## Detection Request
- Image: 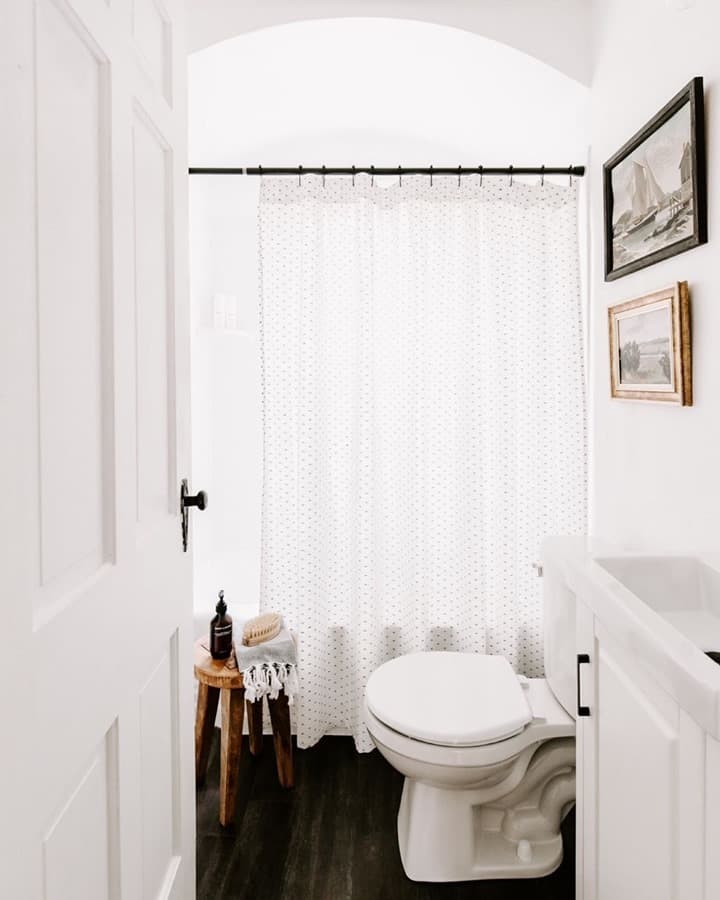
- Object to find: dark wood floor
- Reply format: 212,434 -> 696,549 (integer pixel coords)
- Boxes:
197,732 -> 575,900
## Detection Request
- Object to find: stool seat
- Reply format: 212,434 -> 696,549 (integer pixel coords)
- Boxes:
194,640 -> 244,689
194,637 -> 294,826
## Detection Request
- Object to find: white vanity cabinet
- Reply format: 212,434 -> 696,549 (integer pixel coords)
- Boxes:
575,598 -> 720,900
542,539 -> 720,900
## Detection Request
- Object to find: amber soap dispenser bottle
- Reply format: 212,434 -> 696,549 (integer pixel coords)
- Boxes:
210,590 -> 233,660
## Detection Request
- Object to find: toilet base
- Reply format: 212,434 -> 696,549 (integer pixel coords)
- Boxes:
396,739 -> 575,882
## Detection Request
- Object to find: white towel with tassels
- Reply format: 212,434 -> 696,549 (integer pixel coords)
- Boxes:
235,626 -> 299,705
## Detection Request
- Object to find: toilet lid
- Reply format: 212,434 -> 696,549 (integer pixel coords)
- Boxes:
365,652 -> 533,747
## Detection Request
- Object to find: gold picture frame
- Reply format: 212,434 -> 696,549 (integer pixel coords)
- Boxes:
608,282 -> 692,405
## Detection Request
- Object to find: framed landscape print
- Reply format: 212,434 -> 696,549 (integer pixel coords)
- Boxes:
608,282 -> 691,405
603,78 -> 706,281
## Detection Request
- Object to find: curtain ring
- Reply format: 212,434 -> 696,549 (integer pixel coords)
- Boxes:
371,165 -> 375,187
509,165 -> 514,187
540,165 -> 545,187
258,164 -> 263,180
458,165 -> 462,188
398,165 -> 403,187
429,165 -> 433,187
352,165 -> 356,187
298,165 -> 302,187
569,165 -> 573,186
479,165 -> 483,187
322,164 -> 326,188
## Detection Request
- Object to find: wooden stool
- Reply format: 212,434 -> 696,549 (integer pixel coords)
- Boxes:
194,638 -> 294,826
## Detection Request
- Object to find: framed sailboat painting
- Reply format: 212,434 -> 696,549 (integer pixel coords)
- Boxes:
603,77 -> 707,281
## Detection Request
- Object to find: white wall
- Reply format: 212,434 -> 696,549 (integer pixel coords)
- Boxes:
590,0 -> 720,550
187,0 -> 592,86
189,179 -> 262,623
189,18 -> 590,620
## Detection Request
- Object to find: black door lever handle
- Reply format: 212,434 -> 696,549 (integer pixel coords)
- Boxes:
183,489 -> 208,510
180,479 -> 208,552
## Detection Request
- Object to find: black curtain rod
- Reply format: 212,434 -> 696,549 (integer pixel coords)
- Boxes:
188,165 -> 586,177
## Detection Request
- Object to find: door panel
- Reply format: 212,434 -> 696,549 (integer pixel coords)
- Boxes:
35,0 -> 113,614
595,635 -> 678,900
42,728 -> 119,900
706,736 -> 720,895
575,597 -> 596,900
2,0 -> 193,897
132,0 -> 172,104
139,637 -> 181,900
133,106 -> 174,529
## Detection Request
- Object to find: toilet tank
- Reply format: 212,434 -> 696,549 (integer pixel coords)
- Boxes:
541,538 -> 579,719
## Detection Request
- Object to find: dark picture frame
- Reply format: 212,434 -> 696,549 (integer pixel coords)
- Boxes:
603,77 -> 706,282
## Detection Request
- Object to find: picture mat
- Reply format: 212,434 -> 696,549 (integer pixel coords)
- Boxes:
614,299 -> 675,392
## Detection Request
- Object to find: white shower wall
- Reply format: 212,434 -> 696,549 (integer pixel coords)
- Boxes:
188,18 -> 591,624
190,177 -> 262,625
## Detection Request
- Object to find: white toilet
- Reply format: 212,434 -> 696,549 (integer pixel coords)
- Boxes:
363,563 -> 577,882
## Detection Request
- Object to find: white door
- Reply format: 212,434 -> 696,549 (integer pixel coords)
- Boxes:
1,1 -> 195,898
576,603 -> 705,900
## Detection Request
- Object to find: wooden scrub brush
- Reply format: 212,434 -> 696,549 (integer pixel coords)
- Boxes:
242,612 -> 283,647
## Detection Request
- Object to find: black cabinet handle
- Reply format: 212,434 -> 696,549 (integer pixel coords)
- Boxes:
577,653 -> 590,717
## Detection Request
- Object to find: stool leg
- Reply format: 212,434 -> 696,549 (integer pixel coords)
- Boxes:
219,687 -> 245,826
195,683 -> 220,786
267,692 -> 294,788
247,698 -> 264,756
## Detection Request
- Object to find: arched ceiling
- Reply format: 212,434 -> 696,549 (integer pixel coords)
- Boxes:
188,19 -> 589,168
186,0 -> 592,86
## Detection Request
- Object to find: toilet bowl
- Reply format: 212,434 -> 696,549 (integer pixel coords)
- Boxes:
363,651 -> 575,882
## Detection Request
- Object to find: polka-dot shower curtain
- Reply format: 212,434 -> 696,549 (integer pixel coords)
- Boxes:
258,174 -> 587,751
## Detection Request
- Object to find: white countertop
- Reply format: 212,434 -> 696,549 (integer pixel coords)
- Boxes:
543,536 -> 720,740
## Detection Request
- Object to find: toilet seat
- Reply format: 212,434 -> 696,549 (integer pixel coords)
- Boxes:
365,652 -> 533,747
365,678 -> 574,769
